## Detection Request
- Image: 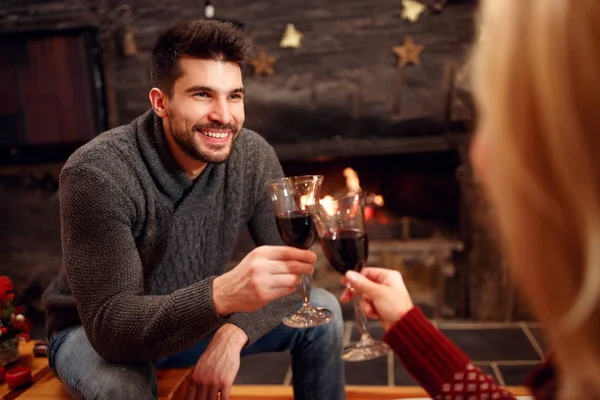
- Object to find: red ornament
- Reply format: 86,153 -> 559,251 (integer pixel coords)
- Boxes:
5,366 -> 31,388
1,327 -> 7,335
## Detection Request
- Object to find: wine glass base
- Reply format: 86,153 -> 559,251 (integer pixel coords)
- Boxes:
282,306 -> 334,329
342,337 -> 391,362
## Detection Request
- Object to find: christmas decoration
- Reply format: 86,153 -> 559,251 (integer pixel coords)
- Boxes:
393,36 -> 424,68
5,365 -> 31,388
204,0 -> 215,18
119,5 -> 138,56
391,37 -> 424,117
251,47 -> 276,76
280,23 -> 303,49
401,0 -> 426,23
0,276 -> 31,367
432,0 -> 450,13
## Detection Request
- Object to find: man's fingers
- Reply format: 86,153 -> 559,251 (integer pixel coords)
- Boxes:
269,286 -> 298,300
186,384 -> 197,400
220,386 -> 231,400
269,273 -> 302,289
269,260 -> 314,275
207,387 -> 219,400
261,246 -> 317,263
198,386 -> 208,400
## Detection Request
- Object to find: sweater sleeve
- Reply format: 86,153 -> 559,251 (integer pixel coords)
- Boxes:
59,165 -> 228,363
383,307 -> 515,400
228,139 -> 301,345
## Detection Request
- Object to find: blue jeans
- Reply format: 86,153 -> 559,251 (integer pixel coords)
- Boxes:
48,288 -> 345,400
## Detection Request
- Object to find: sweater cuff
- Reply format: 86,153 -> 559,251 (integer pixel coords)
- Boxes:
229,292 -> 300,346
171,276 -> 230,338
383,307 -> 471,397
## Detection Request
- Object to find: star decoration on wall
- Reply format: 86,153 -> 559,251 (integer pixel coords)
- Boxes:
401,0 -> 426,23
280,23 -> 303,49
251,47 -> 276,76
393,36 -> 424,68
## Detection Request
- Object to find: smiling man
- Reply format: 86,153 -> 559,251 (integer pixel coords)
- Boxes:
42,20 -> 344,400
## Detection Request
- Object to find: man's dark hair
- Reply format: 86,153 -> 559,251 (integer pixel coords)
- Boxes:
150,19 -> 253,97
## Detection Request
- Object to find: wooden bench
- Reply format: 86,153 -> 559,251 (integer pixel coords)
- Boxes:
2,341 -> 532,399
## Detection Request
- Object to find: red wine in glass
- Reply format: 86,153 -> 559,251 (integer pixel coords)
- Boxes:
265,175 -> 333,329
275,210 -> 316,249
320,229 -> 368,274
312,192 -> 391,361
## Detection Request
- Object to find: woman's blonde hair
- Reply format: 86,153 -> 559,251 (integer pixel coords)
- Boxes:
472,0 -> 600,396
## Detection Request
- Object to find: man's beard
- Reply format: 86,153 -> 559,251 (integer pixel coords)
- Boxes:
169,119 -> 240,164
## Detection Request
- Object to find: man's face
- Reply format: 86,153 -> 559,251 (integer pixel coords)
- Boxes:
165,57 -> 245,164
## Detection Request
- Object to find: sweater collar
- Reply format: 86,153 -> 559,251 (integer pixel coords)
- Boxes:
135,109 -> 196,203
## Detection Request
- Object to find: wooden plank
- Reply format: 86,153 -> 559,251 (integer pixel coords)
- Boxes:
157,368 -> 193,400
17,367 -> 192,400
228,385 -> 533,399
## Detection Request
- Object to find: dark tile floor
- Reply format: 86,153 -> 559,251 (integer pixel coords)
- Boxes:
233,318 -> 545,387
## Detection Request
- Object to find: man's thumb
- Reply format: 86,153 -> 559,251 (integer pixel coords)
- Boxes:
345,270 -> 377,295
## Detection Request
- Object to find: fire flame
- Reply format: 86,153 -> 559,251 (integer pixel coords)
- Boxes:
301,168 -> 385,220
343,167 -> 362,194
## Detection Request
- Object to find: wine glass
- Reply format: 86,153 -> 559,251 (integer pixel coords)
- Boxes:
310,192 -> 391,361
265,175 -> 334,328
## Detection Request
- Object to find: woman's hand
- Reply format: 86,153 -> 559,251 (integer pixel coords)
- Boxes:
341,268 -> 414,331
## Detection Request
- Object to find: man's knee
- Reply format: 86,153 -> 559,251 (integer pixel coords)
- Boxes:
311,288 -> 343,319
50,327 -> 158,400
82,370 -> 158,400
309,289 -> 344,343
62,363 -> 158,400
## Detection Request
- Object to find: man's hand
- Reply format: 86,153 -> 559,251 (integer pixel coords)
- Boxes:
212,245 -> 315,316
187,324 -> 248,400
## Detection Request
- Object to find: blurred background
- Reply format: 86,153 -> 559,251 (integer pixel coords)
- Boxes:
0,0 -> 529,337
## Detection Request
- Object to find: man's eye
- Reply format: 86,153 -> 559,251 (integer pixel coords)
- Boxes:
194,92 -> 209,98
230,94 -> 242,100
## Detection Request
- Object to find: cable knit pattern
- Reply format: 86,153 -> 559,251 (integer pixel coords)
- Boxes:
42,109 -> 299,363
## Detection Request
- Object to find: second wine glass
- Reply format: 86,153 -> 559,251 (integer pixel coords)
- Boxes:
265,175 -> 334,328
311,192 -> 391,361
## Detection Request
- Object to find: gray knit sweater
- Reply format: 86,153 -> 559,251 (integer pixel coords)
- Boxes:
41,109 -> 299,363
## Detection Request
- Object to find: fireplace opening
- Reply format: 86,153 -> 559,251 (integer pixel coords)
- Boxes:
281,150 -> 461,238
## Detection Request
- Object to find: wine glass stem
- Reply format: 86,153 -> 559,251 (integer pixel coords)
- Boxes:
301,273 -> 311,305
351,288 -> 370,336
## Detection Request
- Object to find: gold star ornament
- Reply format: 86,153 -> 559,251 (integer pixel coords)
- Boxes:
393,36 -> 424,68
251,47 -> 276,76
280,23 -> 303,49
401,0 -> 426,23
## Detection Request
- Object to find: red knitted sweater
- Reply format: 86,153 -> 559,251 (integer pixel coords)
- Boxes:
383,307 -> 555,399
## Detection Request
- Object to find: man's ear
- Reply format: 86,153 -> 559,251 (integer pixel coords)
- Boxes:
149,88 -> 168,118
